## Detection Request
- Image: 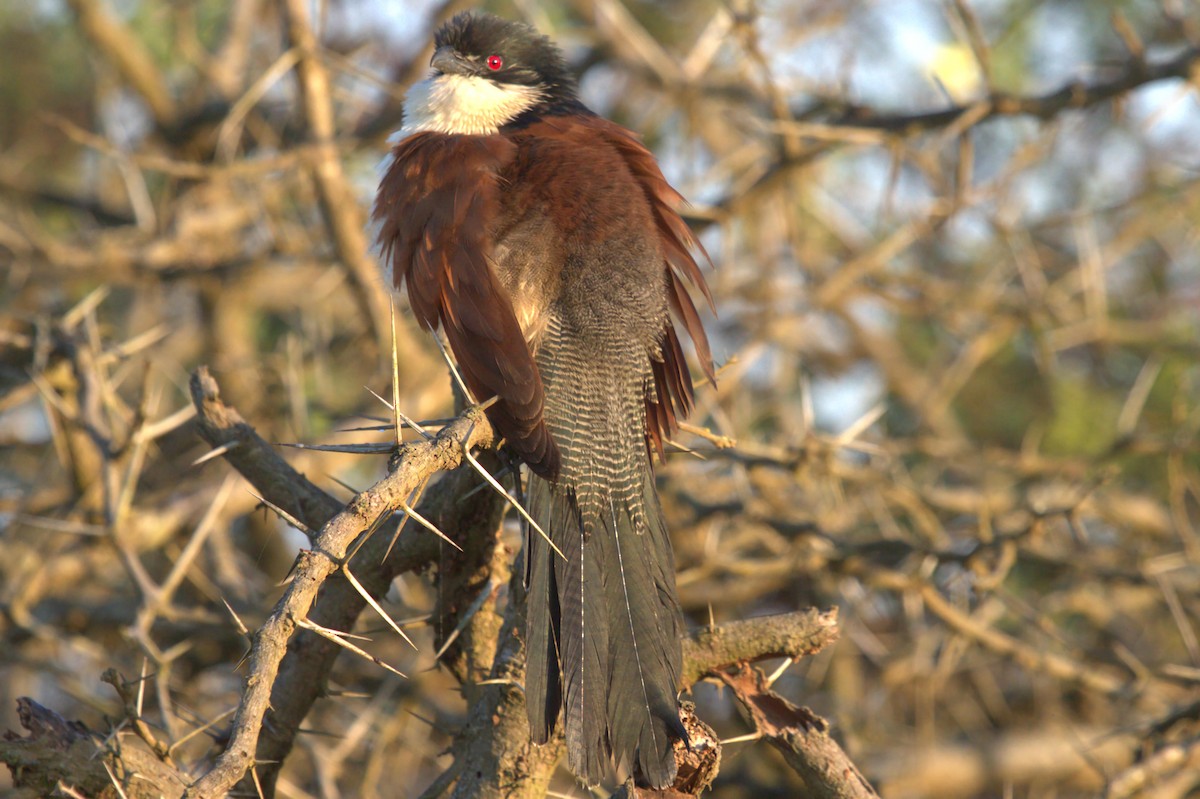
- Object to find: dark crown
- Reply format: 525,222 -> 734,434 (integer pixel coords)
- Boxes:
434,11 -> 576,96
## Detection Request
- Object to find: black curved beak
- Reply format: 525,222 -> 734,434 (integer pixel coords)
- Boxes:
430,46 -> 475,77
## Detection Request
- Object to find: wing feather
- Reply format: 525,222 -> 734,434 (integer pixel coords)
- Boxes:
373,132 -> 560,477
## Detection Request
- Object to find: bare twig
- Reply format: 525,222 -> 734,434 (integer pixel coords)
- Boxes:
282,0 -> 396,357
62,0 -> 177,127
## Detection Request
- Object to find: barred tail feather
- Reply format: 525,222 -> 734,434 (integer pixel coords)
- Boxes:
524,454 -> 684,788
599,474 -> 685,786
520,268 -> 689,787
524,511 -> 560,744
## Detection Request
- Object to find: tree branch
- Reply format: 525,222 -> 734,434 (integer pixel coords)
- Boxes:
681,607 -> 840,688
184,368 -> 496,798
1,698 -> 188,799
718,666 -> 880,799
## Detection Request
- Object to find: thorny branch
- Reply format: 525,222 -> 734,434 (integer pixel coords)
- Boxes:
186,369 -> 847,798
185,368 -> 497,798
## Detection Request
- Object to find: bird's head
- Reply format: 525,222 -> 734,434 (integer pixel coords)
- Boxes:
400,12 -> 578,137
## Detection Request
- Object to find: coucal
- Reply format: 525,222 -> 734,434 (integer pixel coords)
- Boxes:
372,12 -> 713,788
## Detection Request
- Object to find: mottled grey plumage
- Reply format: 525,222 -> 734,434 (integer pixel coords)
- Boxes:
521,235 -> 686,786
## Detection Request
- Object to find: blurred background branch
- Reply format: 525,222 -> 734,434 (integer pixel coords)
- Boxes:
2,0 -> 1199,797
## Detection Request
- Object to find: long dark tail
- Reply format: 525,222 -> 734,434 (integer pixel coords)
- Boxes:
524,321 -> 686,788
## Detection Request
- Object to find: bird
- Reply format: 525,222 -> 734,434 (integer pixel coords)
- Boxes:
371,11 -> 714,789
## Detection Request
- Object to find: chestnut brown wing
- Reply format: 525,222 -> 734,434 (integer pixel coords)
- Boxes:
373,132 -> 560,477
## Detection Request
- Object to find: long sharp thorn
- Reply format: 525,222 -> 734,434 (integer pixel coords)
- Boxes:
381,510 -> 413,563
432,334 -> 474,402
664,437 -> 707,460
222,598 -> 250,638
277,441 -> 393,454
334,423 -> 393,433
431,626 -> 462,664
401,501 -> 462,551
395,409 -> 432,440
460,423 -> 564,561
192,440 -> 240,466
295,617 -> 406,677
374,403 -> 430,443
346,499 -> 398,563
431,576 -> 497,663
62,284 -> 111,328
834,403 -> 885,447
136,658 -> 148,716
250,765 -> 265,799
247,491 -> 314,539
167,707 -> 237,756
765,656 -> 795,687
102,762 -> 130,799
365,385 -> 394,410
365,385 -> 433,440
461,462 -> 515,500
720,732 -> 762,745
413,416 -> 457,427
379,481 -> 427,563
343,565 -> 418,650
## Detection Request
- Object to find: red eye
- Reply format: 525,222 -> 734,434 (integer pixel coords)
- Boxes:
486,54 -> 503,71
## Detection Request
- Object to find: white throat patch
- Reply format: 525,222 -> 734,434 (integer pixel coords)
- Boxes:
370,73 -> 542,284
398,73 -> 543,137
